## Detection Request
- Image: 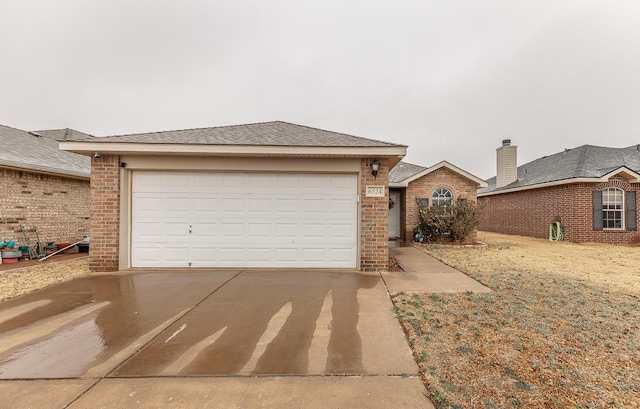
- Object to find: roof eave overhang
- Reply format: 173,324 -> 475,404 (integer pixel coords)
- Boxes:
60,142 -> 407,169
0,162 -> 90,180
478,168 -> 640,197
60,142 -> 406,162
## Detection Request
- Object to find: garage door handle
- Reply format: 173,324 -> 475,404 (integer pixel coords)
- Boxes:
189,225 -> 192,234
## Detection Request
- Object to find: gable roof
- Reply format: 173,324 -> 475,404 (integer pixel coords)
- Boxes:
479,144 -> 640,195
390,160 -> 488,188
59,121 -> 407,163
0,124 -> 90,179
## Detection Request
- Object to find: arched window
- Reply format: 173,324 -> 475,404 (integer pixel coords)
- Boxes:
602,187 -> 624,229
432,187 -> 453,210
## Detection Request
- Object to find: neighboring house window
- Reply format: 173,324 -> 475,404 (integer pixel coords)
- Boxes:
432,187 -> 453,210
592,188 -> 637,231
603,188 -> 624,229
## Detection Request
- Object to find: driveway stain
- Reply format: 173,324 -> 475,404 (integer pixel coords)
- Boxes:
114,271 -> 378,377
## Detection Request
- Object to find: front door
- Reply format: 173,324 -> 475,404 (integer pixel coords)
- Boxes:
388,191 -> 400,239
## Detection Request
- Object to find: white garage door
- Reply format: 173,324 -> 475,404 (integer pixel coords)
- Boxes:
131,171 -> 358,268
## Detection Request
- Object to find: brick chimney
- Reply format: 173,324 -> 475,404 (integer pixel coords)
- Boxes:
496,139 -> 517,188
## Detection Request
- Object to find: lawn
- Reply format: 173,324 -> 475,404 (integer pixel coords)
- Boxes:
393,231 -> 640,408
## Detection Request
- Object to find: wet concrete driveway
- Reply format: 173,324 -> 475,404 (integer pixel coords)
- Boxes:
0,270 -> 430,408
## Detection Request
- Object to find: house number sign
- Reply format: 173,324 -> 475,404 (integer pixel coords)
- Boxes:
365,186 -> 385,197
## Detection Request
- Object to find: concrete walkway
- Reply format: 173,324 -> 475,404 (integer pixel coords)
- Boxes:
384,246 -> 492,293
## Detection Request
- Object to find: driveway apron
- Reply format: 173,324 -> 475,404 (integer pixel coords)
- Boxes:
0,270 -> 431,408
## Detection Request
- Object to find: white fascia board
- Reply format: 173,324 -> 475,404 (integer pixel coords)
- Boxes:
478,169 -> 640,197
401,160 -> 488,187
59,141 -> 407,158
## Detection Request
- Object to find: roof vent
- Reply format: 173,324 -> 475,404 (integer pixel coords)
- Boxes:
637,144 -> 640,152
28,131 -> 44,138
502,139 -> 511,147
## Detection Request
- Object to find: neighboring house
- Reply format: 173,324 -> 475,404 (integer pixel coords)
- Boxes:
389,161 -> 487,242
60,121 -> 407,272
0,125 -> 91,245
478,140 -> 640,245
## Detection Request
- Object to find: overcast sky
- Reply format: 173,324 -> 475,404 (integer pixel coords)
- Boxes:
1,0 -> 639,179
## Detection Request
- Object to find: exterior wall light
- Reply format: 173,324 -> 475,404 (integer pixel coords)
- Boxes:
370,159 -> 380,178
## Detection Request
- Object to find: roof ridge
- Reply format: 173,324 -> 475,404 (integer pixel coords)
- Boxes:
276,121 -> 407,147
102,120 -> 280,138
0,123 -> 38,134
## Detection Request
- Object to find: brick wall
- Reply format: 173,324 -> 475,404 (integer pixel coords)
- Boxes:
90,155 -> 120,271
360,158 -> 389,271
0,168 -> 89,245
478,178 -> 640,245
403,167 -> 479,242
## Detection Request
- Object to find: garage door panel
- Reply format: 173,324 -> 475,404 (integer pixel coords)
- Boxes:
131,171 -> 357,268
220,198 -> 245,213
192,197 -> 219,214
328,248 -> 355,264
191,223 -> 219,238
247,223 -> 273,238
165,222 -> 189,238
301,223 -> 327,238
330,223 -> 356,239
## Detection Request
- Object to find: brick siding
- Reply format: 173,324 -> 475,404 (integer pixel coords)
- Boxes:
0,168 -> 89,246
403,167 -> 479,242
89,155 -> 121,271
478,178 -> 640,245
360,158 -> 389,271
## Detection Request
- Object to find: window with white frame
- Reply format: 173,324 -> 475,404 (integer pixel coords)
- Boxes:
602,187 -> 624,229
432,187 -> 453,210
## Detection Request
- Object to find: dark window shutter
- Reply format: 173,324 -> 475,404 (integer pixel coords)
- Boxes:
626,191 -> 637,231
592,191 -> 603,231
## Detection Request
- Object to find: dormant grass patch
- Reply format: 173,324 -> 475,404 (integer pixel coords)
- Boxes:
393,232 -> 640,408
0,258 -> 90,301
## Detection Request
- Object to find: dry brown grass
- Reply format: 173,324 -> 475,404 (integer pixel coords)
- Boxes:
393,232 -> 640,408
0,258 -> 90,301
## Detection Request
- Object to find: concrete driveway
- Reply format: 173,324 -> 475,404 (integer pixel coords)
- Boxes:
0,270 -> 432,408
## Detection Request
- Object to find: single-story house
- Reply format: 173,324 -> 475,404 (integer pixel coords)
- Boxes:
0,125 -> 91,245
478,140 -> 640,245
389,161 -> 487,241
60,121 -> 408,272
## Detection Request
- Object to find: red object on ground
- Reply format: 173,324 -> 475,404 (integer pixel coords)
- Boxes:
2,258 -> 19,264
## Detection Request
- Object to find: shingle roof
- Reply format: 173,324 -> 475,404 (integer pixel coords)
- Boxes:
0,124 -> 90,178
84,121 -> 405,147
389,161 -> 427,183
479,144 -> 640,194
36,128 -> 95,141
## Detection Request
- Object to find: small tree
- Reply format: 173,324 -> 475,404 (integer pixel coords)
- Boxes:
449,199 -> 483,243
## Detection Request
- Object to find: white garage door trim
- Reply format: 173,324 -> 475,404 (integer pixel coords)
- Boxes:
131,171 -> 358,268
